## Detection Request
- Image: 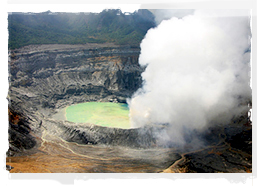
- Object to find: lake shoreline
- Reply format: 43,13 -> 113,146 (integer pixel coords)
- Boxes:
51,107 -> 67,121
52,102 -> 131,129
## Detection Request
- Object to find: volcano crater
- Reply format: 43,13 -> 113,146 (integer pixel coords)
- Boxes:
7,44 -> 252,173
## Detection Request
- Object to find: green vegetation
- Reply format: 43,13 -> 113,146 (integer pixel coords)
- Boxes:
66,102 -> 130,129
8,9 -> 156,49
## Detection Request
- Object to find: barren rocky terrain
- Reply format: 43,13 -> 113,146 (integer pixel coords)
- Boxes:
7,44 -> 252,173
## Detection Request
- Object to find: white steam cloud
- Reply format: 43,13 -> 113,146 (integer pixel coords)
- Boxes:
128,10 -> 251,146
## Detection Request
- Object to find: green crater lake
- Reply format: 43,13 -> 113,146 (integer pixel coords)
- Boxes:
66,102 -> 130,129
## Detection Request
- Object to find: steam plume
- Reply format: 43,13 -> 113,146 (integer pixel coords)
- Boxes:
128,10 -> 251,146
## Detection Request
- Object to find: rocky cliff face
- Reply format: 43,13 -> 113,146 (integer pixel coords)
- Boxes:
9,44 -> 143,110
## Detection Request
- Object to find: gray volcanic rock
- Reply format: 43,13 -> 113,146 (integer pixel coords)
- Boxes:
9,44 -> 143,111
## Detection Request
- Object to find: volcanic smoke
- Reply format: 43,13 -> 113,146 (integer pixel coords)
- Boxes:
127,10 -> 251,146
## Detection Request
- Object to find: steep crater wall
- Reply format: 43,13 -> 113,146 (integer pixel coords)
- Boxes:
9,44 -> 144,109
8,44 -> 152,153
